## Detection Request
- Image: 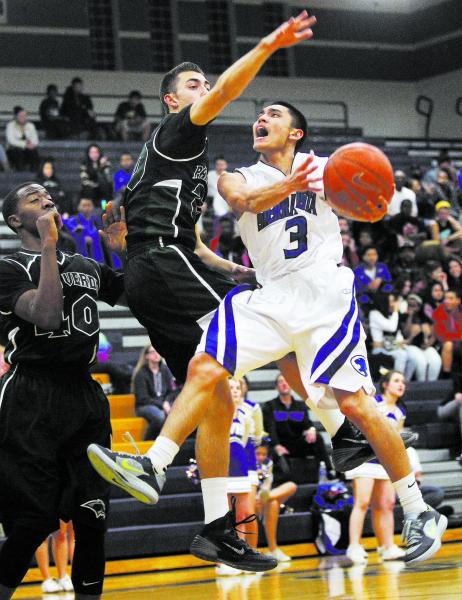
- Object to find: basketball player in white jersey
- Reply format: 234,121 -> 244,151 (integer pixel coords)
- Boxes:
198,101 -> 446,563
105,101 -> 445,564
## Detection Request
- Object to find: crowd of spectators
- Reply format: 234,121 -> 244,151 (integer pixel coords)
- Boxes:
0,79 -> 152,174
1,85 -> 462,384
1,84 -> 461,382
340,155 -> 462,385
2,146 -> 135,269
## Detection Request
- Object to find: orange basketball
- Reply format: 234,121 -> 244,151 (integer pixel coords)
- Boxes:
323,142 -> 394,222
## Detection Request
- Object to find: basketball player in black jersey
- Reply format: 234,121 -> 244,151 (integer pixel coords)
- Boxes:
0,183 -> 125,599
88,11 -> 402,571
87,11 -> 319,573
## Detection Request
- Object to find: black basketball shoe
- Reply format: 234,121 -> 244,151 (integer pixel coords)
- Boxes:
190,497 -> 278,572
87,443 -> 165,505
332,420 -> 418,472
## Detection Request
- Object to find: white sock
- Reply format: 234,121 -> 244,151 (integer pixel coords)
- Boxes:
146,436 -> 179,473
393,472 -> 427,516
201,477 -> 229,524
304,398 -> 345,438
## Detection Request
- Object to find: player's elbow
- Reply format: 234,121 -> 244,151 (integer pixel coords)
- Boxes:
244,199 -> 263,214
224,190 -> 248,213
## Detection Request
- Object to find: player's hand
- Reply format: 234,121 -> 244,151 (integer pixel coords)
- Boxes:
263,10 -> 316,51
37,210 -> 60,246
99,201 -> 127,253
232,264 -> 257,285
287,152 -> 323,194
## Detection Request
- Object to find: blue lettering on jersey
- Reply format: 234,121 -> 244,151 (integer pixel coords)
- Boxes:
257,191 -> 317,231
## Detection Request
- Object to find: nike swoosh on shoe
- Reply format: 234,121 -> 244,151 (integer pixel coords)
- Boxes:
223,542 -> 246,555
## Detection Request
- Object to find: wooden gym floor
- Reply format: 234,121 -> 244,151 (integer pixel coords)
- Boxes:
13,530 -> 462,599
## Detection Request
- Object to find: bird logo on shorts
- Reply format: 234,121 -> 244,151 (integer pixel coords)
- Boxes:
350,355 -> 368,377
81,499 -> 106,519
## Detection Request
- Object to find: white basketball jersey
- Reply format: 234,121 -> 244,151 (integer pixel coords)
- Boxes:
236,153 -> 342,285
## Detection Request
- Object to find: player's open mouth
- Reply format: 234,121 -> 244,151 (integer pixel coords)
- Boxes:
255,126 -> 269,139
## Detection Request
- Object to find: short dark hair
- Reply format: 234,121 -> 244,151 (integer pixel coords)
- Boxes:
270,100 -> 308,151
129,90 -> 142,99
2,181 -> 36,232
13,105 -> 24,116
46,84 -> 58,94
214,155 -> 226,163
427,260 -> 442,273
159,62 -> 205,115
72,77 -> 83,85
360,244 -> 378,258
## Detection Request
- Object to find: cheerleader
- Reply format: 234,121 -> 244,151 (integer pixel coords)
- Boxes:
255,442 -> 297,562
345,371 -> 408,564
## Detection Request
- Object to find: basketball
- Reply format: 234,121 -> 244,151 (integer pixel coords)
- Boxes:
323,142 -> 394,222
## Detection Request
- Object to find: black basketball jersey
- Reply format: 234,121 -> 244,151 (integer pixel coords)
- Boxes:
124,105 -> 208,255
0,249 -> 124,369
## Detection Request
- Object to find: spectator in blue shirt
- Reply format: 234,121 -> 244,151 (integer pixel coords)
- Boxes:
64,198 -> 104,263
354,245 -> 393,306
113,152 -> 134,195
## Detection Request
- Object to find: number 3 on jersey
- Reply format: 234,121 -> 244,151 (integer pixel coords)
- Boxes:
284,216 -> 308,259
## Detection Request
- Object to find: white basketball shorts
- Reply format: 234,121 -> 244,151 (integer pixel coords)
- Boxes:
197,262 -> 375,408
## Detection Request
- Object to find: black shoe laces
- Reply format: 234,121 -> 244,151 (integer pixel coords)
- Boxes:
228,496 -> 258,548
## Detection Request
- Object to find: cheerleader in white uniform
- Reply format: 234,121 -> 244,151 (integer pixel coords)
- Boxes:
345,371 -> 408,564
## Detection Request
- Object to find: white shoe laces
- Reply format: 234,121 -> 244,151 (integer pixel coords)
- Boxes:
122,431 -> 141,456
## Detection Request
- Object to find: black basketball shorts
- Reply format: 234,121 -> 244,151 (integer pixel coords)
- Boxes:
0,366 -> 112,535
125,244 -> 235,382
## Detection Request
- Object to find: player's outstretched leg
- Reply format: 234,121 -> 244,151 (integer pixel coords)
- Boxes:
277,354 -> 417,471
88,353 -> 277,572
336,388 -> 447,563
87,353 -> 230,504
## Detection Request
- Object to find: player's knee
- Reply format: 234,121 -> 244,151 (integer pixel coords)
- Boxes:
338,390 -> 378,425
188,353 -> 228,386
338,393 -> 363,421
